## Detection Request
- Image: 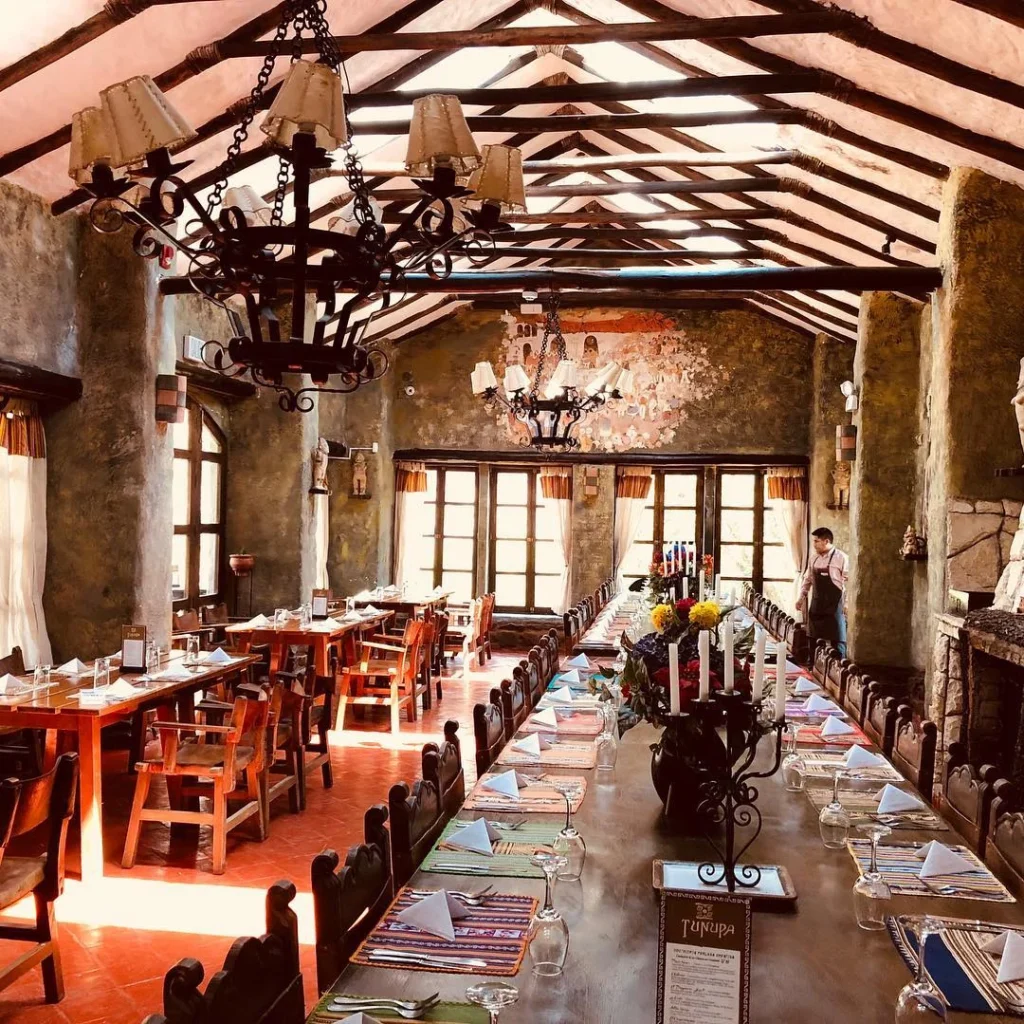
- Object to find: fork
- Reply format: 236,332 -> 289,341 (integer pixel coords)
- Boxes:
329,993 -> 440,1014
407,885 -> 493,905
316,1005 -> 432,1021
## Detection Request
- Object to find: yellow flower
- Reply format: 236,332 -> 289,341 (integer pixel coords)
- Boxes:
650,603 -> 677,634
689,600 -> 721,631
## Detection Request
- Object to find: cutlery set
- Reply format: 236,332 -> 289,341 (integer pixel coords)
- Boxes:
316,992 -> 441,1020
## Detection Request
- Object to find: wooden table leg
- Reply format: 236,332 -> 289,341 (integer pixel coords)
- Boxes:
78,718 -> 105,883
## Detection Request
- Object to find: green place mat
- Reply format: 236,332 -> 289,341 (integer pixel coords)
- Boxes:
309,996 -> 487,1023
420,817 -> 564,877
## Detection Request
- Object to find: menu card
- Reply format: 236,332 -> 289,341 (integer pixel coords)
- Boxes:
311,589 -> 330,620
657,891 -> 751,1024
120,625 -> 147,674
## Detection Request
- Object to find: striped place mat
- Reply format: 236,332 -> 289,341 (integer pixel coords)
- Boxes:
522,713 -> 603,737
550,672 -> 598,692
806,786 -> 948,829
422,818 -> 563,878
310,997 -> 488,1024
889,916 -> 1024,1015
496,739 -> 597,769
799,750 -> 903,781
350,888 -> 538,976
847,840 -> 1014,902
464,773 -> 587,814
795,721 -> 870,746
783,700 -> 846,721
537,694 -> 602,711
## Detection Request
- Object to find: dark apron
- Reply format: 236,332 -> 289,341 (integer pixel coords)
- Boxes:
808,549 -> 847,656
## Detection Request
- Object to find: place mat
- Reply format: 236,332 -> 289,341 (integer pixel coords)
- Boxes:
537,694 -> 602,711
421,818 -> 563,878
798,751 -> 903,781
805,787 -> 948,829
496,739 -> 597,769
550,671 -> 598,692
783,701 -> 846,721
847,840 -> 1014,902
310,995 -> 487,1023
463,773 -> 587,814
522,713 -> 603,737
888,915 -> 1024,1016
350,889 -> 537,976
795,721 -> 870,746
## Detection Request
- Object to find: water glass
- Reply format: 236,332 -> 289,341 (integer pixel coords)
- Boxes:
553,790 -> 586,880
145,641 -> 158,677
529,851 -> 569,976
274,607 -> 288,630
466,982 -> 519,1024
895,916 -> 948,1022
781,724 -> 806,791
853,823 -> 893,930
92,657 -> 110,689
299,603 -> 312,629
819,768 -> 851,849
184,635 -> 200,667
33,664 -> 51,690
596,702 -> 618,771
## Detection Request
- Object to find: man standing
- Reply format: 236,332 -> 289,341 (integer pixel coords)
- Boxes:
797,527 -> 849,657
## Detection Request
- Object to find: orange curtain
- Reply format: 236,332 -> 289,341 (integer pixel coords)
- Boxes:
0,400 -> 45,459
539,466 -> 572,500
766,467 -> 808,501
615,465 -> 652,500
395,461 -> 428,493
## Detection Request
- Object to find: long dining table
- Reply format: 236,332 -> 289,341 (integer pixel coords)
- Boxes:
315,697 -> 1024,1022
0,649 -> 260,883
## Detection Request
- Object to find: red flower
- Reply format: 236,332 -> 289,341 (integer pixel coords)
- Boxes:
675,598 -> 696,623
653,550 -> 664,562
621,681 -> 632,700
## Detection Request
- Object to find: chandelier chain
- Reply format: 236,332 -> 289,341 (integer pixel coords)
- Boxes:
530,293 -> 563,398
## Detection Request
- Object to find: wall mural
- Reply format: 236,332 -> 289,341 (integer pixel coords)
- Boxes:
496,309 -> 715,452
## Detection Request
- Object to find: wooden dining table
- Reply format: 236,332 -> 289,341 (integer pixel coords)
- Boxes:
0,649 -> 261,883
351,590 -> 451,617
315,715 -> 1024,1022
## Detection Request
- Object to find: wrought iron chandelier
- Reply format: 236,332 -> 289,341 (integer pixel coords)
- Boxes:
470,294 -> 634,450
66,0 -> 525,411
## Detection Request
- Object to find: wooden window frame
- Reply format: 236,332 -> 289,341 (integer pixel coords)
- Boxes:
420,465 -> 478,598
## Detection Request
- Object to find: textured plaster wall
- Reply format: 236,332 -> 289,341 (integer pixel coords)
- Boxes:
912,301 -> 937,673
570,464 -> 616,600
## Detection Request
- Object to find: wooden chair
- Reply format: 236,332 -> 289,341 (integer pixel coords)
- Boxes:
388,773 -> 444,889
842,669 -> 873,725
499,677 -> 529,737
563,608 -> 580,654
122,692 -> 273,875
141,880 -> 304,1024
423,721 -> 465,819
545,629 -> 560,683
338,619 -> 425,735
443,597 -> 482,677
940,742 -> 998,856
475,593 -> 495,665
0,646 -> 43,776
986,781 -> 1024,899
0,752 -> 78,1004
862,690 -> 899,755
473,697 -> 506,777
311,805 -> 392,994
890,704 -> 938,800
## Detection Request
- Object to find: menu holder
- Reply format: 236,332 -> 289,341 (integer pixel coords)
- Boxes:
657,890 -> 751,1024
311,589 -> 331,620
120,625 -> 147,674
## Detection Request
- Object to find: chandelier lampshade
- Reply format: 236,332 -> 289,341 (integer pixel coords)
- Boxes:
470,361 -> 499,394
405,95 -> 481,177
261,59 -> 347,151
328,193 -> 383,236
68,106 -> 117,184
503,364 -> 531,394
469,144 -> 526,211
223,185 -> 273,227
585,361 -> 622,397
99,75 -> 196,168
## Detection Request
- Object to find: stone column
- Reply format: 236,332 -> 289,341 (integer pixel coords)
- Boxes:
569,464 -> 615,603
847,292 -> 923,666
809,332 -> 855,552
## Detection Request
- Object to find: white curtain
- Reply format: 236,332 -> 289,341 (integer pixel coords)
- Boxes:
0,406 -> 52,668
540,468 -> 573,614
766,467 -> 809,618
612,466 -> 653,589
393,462 -> 428,587
312,492 -> 329,590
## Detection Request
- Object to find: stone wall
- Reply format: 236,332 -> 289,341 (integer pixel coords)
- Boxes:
947,497 -> 1021,593
928,614 -> 966,795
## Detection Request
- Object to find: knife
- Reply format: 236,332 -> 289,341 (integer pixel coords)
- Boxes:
368,949 -> 489,969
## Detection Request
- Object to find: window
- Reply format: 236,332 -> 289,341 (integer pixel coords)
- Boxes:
172,399 -> 226,608
620,470 -> 703,587
405,467 -> 478,603
489,468 -> 567,613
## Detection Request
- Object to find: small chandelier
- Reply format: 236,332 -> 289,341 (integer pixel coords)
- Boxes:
65,0 -> 524,412
470,294 -> 634,450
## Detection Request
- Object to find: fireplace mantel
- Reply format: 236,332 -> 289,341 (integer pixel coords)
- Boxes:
964,609 -> 1024,668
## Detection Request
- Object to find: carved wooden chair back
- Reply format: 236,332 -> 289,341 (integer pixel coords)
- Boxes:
201,602 -> 230,626
941,742 -> 998,856
545,630 -> 560,682
174,608 -> 201,632
842,668 -> 873,724
986,781 -> 1024,899
499,677 -> 529,736
891,705 -> 938,800
812,641 -> 829,689
473,697 -> 506,777
476,593 -> 495,664
0,647 -> 25,676
863,690 -> 899,755
389,775 -> 444,889
423,720 -> 465,819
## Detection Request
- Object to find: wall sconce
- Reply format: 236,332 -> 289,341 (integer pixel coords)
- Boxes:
840,380 -> 859,412
156,374 -> 186,423
836,424 -> 858,462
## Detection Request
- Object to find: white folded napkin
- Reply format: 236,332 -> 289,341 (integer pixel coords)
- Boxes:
915,840 -> 944,861
876,784 -> 923,814
362,605 -> 383,616
803,693 -> 840,713
337,1013 -> 382,1024
480,770 -> 521,799
548,685 -> 575,705
396,889 -> 470,941
983,930 -> 1014,955
244,614 -> 271,628
918,842 -> 976,879
997,932 -> 1024,984
531,707 -> 559,730
204,647 -> 232,665
567,653 -> 592,669
820,716 -> 855,737
844,745 -> 884,769
315,617 -> 343,630
56,658 -> 88,675
0,673 -> 25,695
340,611 -> 363,623
559,669 -> 583,685
511,732 -> 545,758
793,678 -> 819,695
352,590 -> 374,601
446,817 -> 497,856
106,678 -> 141,699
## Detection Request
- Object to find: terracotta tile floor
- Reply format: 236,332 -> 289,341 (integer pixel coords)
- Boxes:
0,652 -> 522,1024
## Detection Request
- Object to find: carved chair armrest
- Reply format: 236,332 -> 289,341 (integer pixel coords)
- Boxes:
358,641 -> 406,655
151,721 -> 233,734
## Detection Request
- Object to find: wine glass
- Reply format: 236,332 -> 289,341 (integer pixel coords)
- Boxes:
596,702 -> 618,772
781,724 -> 806,792
553,790 -> 586,879
529,851 -> 569,976
184,635 -> 200,668
466,981 -> 519,1024
853,822 -> 893,930
895,916 -> 948,1022
819,767 -> 851,849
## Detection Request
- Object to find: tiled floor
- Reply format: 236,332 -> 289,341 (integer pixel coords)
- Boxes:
0,653 -> 520,1023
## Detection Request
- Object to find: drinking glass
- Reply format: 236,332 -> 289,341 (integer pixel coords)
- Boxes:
781,723 -> 806,791
92,657 -> 110,689
300,603 -> 312,629
895,916 -> 948,1022
853,823 -> 893,930
553,790 -> 586,880
528,851 -> 569,976
466,982 -> 519,1024
274,607 -> 288,630
145,641 -> 158,678
819,768 -> 851,849
184,635 -> 200,668
32,664 -> 51,690
596,702 -> 618,772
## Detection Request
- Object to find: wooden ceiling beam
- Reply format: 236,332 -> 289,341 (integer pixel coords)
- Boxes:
950,0 -> 1024,30
459,246 -> 772,261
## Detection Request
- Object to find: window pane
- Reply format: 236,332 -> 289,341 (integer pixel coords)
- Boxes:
495,573 -> 526,608
534,574 -> 563,612
172,408 -> 190,451
408,568 -> 434,594
443,503 -> 475,538
764,580 -> 792,611
495,539 -> 527,573
200,460 -> 221,525
535,539 -> 564,571
662,509 -> 697,545
720,544 -> 754,578
635,506 -> 655,544
441,570 -> 473,603
622,541 -> 654,577
422,469 -> 438,501
496,506 -> 528,538
664,473 -> 697,507
199,533 -> 219,597
764,507 -> 785,545
201,421 -> 222,453
173,458 -> 190,526
171,535 -> 188,600
721,473 -> 756,508
534,501 -> 560,542
496,472 -> 529,505
764,545 -> 794,581
407,500 -> 435,543
442,537 -> 475,572
721,510 -> 754,543
444,469 -> 477,504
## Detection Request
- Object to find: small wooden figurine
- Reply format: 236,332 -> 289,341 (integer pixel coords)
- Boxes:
352,452 -> 368,497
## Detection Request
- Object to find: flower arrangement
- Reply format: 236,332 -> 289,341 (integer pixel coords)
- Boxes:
650,603 -> 677,634
688,600 -> 721,631
702,553 -> 714,578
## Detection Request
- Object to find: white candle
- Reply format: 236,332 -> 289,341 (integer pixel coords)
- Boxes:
682,576 -> 689,599
699,573 -> 705,602
668,643 -> 680,714
714,573 -> 722,597
774,642 -> 787,721
698,631 -> 710,701
752,631 -> 767,702
723,615 -> 734,692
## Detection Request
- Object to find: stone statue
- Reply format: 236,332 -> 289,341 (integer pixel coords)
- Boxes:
352,452 -> 368,496
311,437 -> 330,493
1012,356 -> 1024,463
900,525 -> 926,559
831,460 -> 851,509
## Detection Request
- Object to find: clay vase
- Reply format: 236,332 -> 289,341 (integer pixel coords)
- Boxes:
229,553 -> 255,576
